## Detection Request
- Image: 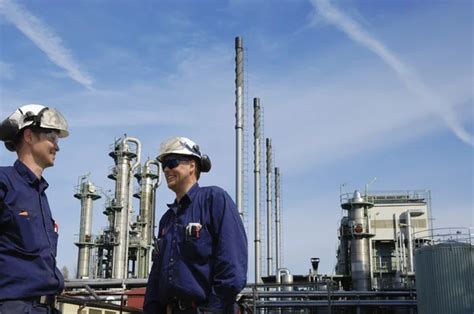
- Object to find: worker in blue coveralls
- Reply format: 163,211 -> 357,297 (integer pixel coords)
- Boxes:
144,137 -> 248,314
0,104 -> 68,314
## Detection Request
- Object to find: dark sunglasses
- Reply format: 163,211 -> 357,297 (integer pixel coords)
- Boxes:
161,157 -> 191,170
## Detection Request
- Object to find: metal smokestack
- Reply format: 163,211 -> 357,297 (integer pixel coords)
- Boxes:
266,138 -> 273,276
74,175 -> 101,279
275,167 -> 281,272
235,36 -> 244,220
253,98 -> 262,283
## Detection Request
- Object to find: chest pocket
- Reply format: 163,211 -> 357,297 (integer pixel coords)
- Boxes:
178,226 -> 213,265
6,208 -> 41,254
50,219 -> 59,257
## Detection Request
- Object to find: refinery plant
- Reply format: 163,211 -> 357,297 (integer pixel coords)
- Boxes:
58,37 -> 473,314
73,137 -> 161,280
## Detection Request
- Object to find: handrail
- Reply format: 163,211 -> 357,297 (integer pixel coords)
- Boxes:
413,227 -> 472,245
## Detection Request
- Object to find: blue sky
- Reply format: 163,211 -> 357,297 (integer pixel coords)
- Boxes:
0,0 -> 472,281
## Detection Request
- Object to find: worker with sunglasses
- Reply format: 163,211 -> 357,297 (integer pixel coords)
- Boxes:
144,137 -> 248,314
0,104 -> 68,313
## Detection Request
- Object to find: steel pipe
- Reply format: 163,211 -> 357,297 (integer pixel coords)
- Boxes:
275,167 -> 281,272
235,36 -> 244,220
266,138 -> 273,276
253,98 -> 262,284
251,300 -> 417,308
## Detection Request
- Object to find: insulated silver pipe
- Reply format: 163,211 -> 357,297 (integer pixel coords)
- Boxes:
275,167 -> 281,273
111,136 -> 141,279
253,98 -> 262,284
367,213 -> 374,288
235,36 -> 244,220
241,290 -> 418,297
266,138 -> 273,276
401,232 -> 406,274
126,137 -> 141,279
406,211 -> 414,273
65,278 -> 148,289
136,159 -> 160,278
394,213 -> 400,272
398,232 -> 403,272
241,290 -> 416,300
393,214 -> 402,289
74,178 -> 101,279
275,268 -> 290,284
251,300 -> 417,308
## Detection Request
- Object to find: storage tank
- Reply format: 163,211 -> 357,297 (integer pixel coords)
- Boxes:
415,240 -> 473,314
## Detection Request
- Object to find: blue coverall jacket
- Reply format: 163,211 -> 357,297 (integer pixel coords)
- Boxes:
144,183 -> 248,312
0,160 -> 64,300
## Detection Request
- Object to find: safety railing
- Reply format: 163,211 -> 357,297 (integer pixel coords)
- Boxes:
239,282 -> 417,313
61,279 -> 419,313
413,227 -> 472,245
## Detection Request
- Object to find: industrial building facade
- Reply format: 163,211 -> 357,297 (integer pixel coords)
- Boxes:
335,190 -> 432,290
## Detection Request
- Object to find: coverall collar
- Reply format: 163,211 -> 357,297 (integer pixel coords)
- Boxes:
14,159 -> 49,190
167,182 -> 200,213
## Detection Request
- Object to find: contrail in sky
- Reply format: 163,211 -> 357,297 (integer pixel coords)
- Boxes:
312,0 -> 473,146
0,0 -> 93,89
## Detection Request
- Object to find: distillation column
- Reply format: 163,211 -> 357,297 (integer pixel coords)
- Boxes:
74,176 -> 101,279
109,136 -> 141,279
135,159 -> 161,278
341,190 -> 374,291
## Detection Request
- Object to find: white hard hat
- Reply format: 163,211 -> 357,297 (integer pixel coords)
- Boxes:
0,104 -> 69,151
157,136 -> 211,172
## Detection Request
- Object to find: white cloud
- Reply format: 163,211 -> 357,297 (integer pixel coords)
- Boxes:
311,0 -> 473,146
253,73 -> 444,174
48,43 -> 235,130
0,0 -> 93,89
